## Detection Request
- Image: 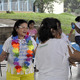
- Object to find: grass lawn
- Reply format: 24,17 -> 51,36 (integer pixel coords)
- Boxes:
0,12 -> 76,34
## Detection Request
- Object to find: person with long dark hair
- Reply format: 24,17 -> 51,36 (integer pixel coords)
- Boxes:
0,19 -> 37,80
35,17 -> 80,80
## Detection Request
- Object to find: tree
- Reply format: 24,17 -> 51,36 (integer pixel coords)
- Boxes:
64,0 -> 80,12
34,0 -> 63,13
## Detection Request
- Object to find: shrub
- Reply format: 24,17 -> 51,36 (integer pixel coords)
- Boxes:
6,11 -> 14,14
75,9 -> 80,14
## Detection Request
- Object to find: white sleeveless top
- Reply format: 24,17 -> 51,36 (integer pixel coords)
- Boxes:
35,39 -> 70,80
3,36 -> 37,74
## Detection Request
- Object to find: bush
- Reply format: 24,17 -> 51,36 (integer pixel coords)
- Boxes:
6,11 -> 14,14
67,8 -> 71,13
75,9 -> 80,14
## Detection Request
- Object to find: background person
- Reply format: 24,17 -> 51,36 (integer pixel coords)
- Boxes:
69,16 -> 80,47
28,20 -> 39,45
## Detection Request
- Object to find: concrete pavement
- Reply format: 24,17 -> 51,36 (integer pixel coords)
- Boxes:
0,61 -> 80,80
0,19 -> 15,27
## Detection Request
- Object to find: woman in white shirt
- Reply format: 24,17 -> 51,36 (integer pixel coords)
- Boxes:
35,18 -> 80,80
0,19 -> 37,80
69,16 -> 80,47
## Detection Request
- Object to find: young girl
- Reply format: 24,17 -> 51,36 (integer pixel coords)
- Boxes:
0,19 -> 37,80
28,20 -> 37,39
69,16 -> 80,47
28,20 -> 39,45
35,18 -> 80,80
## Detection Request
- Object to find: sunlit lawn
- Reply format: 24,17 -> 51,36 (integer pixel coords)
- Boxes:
0,12 -> 76,34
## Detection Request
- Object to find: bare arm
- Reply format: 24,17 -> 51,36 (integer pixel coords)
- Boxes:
0,51 -> 7,62
75,24 -> 80,33
69,46 -> 80,62
33,47 -> 37,56
34,33 -> 37,41
68,29 -> 74,40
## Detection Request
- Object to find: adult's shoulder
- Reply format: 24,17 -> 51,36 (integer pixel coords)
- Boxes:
2,36 -> 12,53
53,38 -> 68,47
50,38 -> 67,44
58,38 -> 68,45
5,36 -> 12,42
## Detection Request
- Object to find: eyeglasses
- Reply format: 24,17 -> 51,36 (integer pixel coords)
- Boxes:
19,26 -> 28,29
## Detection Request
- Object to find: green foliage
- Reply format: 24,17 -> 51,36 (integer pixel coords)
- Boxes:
75,9 -> 80,14
64,0 -> 80,12
6,11 -> 14,14
10,11 -> 15,14
35,0 -> 63,13
0,12 -> 76,34
67,8 -> 71,13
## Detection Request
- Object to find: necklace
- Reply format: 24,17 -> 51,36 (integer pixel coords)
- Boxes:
11,33 -> 34,73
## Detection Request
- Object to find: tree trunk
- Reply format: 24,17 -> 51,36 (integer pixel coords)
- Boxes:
38,0 -> 44,13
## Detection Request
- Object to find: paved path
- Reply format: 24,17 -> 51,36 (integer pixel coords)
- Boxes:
0,61 -> 80,80
0,19 -> 15,27
0,61 -> 6,80
69,64 -> 80,80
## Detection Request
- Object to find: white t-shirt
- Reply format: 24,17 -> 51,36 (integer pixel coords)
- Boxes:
75,22 -> 80,36
61,32 -> 69,43
2,36 -> 37,74
35,39 -> 70,80
61,32 -> 74,54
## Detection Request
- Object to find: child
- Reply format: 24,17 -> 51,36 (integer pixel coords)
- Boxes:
28,20 -> 37,39
35,17 -> 80,80
28,20 -> 39,45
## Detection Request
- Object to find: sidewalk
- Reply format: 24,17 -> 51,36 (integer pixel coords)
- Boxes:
0,61 -> 80,80
0,61 -> 7,80
0,19 -> 15,27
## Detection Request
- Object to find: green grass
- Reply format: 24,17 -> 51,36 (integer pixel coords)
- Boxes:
0,12 -> 76,34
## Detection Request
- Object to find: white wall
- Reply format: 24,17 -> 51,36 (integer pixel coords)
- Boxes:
53,2 -> 64,14
44,1 -> 64,14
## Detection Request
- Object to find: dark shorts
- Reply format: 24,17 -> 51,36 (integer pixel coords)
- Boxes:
75,36 -> 80,46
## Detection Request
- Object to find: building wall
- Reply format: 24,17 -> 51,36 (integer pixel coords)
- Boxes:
0,27 -> 13,44
44,1 -> 64,14
0,0 -> 64,14
0,0 -> 35,11
53,2 -> 64,14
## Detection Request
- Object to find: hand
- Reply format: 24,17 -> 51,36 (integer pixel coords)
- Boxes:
69,62 -> 76,66
69,57 -> 76,66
